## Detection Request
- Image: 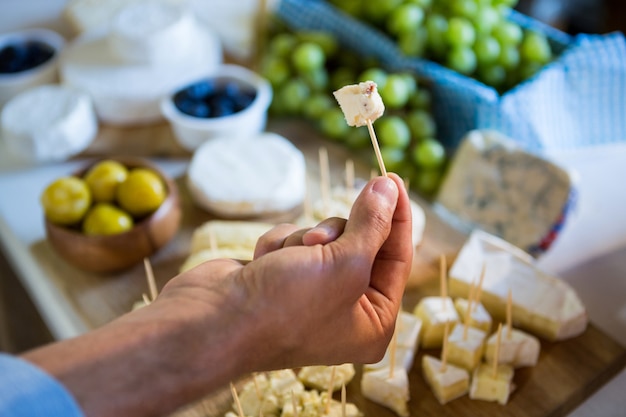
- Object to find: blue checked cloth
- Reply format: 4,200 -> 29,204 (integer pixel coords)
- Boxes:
277,0 -> 626,153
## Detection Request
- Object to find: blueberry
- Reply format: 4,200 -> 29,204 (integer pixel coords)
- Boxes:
233,90 -> 256,112
223,81 -> 241,97
185,80 -> 216,100
207,95 -> 236,117
0,41 -> 53,74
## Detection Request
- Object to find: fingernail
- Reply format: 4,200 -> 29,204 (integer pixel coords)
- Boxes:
372,177 -> 397,202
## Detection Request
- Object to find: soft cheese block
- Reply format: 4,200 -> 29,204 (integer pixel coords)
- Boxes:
413,297 -> 459,349
454,298 -> 493,334
187,133 -> 306,217
422,355 -> 470,405
434,129 -> 575,256
1,85 -> 97,163
484,327 -> 541,368
361,367 -> 409,417
447,324 -> 487,371
469,362 -> 514,405
449,229 -> 588,341
333,81 -> 385,127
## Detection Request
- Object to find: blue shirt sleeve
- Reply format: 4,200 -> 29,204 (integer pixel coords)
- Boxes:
0,353 -> 84,417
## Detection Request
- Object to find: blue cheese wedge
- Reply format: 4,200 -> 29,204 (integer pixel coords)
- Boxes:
449,230 -> 588,341
434,129 -> 575,256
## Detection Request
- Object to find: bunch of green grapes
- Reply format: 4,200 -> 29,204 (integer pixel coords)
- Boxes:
261,26 -> 447,196
328,0 -> 554,92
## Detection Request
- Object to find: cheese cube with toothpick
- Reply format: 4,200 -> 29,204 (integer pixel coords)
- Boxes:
364,311 -> 422,373
333,81 -> 385,127
234,373 -> 280,416
454,298 -> 492,334
413,296 -> 459,349
297,364 -> 355,392
360,367 -> 410,417
447,324 -> 487,371
422,355 -> 470,404
484,327 -> 540,368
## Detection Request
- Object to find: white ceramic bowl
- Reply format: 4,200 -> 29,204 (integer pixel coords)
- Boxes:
0,28 -> 65,108
161,64 -> 272,152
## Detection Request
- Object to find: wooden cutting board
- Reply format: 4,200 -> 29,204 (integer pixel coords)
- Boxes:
65,119 -> 625,417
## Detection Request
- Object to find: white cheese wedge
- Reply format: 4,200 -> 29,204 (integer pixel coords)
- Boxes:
413,297 -> 459,349
434,129 -> 575,256
469,362 -> 514,405
364,311 -> 422,373
333,81 -> 385,127
484,327 -> 541,368
361,367 -> 410,417
454,298 -> 493,334
189,220 -> 274,254
421,354 -> 470,405
187,133 -> 306,217
297,364 -> 355,392
1,85 -> 97,163
446,324 -> 487,371
59,2 -> 222,125
448,229 -> 588,341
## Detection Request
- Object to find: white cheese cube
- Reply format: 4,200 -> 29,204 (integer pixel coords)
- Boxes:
447,324 -> 487,371
484,327 -> 541,368
421,355 -> 470,405
297,364 -> 355,392
454,298 -> 493,334
333,81 -> 385,127
361,367 -> 409,417
365,312 -> 422,373
413,297 -> 459,349
469,362 -> 514,405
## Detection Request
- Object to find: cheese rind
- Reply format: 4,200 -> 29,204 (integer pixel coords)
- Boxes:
469,362 -> 514,405
421,355 -> 470,404
484,327 -> 541,368
333,81 -> 385,127
434,129 -> 575,256
413,297 -> 459,349
449,230 -> 588,341
187,133 -> 306,217
360,367 -> 409,417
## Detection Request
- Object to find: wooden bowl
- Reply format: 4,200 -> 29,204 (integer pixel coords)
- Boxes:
45,156 -> 182,274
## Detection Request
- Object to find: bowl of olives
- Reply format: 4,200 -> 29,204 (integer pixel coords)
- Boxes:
161,64 -> 272,152
41,157 -> 182,274
0,28 -> 65,107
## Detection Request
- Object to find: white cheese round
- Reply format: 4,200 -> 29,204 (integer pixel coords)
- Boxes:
1,85 -> 97,163
59,3 -> 222,126
187,133 -> 306,217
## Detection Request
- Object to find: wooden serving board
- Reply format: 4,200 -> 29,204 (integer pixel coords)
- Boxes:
39,119 -> 626,416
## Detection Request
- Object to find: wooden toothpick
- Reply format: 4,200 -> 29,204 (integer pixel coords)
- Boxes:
440,321 -> 451,372
291,390 -> 299,417
325,366 -> 337,414
341,383 -> 347,417
472,261 -> 486,314
440,254 -> 448,310
230,382 -> 245,417
492,323 -> 503,378
507,289 -> 513,339
143,258 -> 158,302
366,119 -> 387,177
463,294 -> 472,341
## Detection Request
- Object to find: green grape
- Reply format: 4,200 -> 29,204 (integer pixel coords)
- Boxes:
269,33 -> 298,57
446,45 -> 477,75
520,31 -> 552,64
473,36 -> 501,66
413,138 -> 445,169
379,147 -> 407,172
344,126 -> 370,149
387,4 -> 425,36
292,42 -> 325,73
364,0 -> 404,23
493,0 -> 519,7
398,26 -> 428,56
296,31 -> 339,57
319,108 -> 350,140
380,74 -> 411,109
398,72 -> 418,95
426,13 -> 449,58
408,88 -> 432,110
260,57 -> 290,87
498,44 -> 521,70
446,17 -> 476,47
300,67 -> 329,91
518,60 -> 544,81
406,0 -> 433,9
358,68 -> 388,89
414,168 -> 442,195
276,78 -> 310,115
478,64 -> 507,87
330,67 -> 357,90
330,0 -> 363,18
451,0 -> 478,19
302,93 -> 334,119
377,116 -> 411,149
473,6 -> 500,35
492,21 -> 523,46
407,109 -> 437,139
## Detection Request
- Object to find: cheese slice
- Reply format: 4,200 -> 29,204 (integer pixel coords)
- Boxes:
413,297 -> 459,349
333,81 -> 385,127
469,362 -> 514,405
297,364 -> 355,392
1,85 -> 97,163
447,324 -> 487,371
360,367 -> 409,417
434,129 -> 575,256
187,133 -> 306,217
484,327 -> 541,368
421,355 -> 470,405
454,298 -> 493,334
449,229 -> 588,341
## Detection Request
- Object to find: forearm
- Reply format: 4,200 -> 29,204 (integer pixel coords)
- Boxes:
22,296 -> 255,417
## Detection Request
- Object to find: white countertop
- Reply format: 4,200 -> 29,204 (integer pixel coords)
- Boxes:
0,1 -> 624,416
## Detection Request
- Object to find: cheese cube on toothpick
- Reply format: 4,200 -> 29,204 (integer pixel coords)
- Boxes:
447,322 -> 487,371
360,367 -> 410,417
454,298 -> 492,334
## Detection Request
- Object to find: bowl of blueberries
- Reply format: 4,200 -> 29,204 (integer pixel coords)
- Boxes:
0,28 -> 65,107
161,64 -> 272,152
